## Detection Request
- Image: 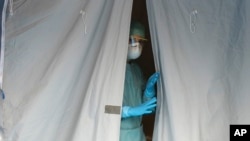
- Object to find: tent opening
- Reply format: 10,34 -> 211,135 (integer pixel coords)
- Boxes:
130,0 -> 156,140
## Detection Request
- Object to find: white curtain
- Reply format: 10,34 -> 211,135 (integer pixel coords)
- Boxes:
1,0 -> 133,141
3,0 -> 250,141
147,0 -> 250,141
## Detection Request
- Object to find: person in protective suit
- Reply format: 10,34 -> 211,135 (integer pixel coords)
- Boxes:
120,21 -> 160,141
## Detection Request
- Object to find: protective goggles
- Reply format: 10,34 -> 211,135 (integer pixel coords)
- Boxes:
129,36 -> 146,47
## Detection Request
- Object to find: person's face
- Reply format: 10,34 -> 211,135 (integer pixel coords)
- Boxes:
127,36 -> 144,60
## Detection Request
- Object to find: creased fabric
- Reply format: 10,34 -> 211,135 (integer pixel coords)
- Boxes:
147,0 -> 250,141
3,0 -> 133,141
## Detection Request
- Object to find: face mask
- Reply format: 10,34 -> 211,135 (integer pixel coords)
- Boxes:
127,42 -> 142,60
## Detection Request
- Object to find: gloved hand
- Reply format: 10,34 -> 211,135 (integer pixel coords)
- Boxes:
144,72 -> 160,98
121,97 -> 157,118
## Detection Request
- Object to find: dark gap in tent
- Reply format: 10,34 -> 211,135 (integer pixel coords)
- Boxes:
131,0 -> 156,141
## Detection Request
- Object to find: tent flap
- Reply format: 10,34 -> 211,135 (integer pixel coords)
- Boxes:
147,0 -> 250,141
3,0 -> 133,141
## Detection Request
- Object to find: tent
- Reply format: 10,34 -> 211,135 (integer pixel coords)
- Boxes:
1,0 -> 250,141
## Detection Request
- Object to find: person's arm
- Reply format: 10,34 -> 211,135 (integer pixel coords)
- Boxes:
121,97 -> 157,118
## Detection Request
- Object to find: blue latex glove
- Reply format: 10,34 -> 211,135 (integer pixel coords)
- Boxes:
122,97 -> 157,118
144,72 -> 160,98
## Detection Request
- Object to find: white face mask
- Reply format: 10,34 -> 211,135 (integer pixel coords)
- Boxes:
127,42 -> 142,60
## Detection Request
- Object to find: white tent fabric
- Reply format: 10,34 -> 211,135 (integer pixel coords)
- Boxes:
2,0 -> 250,141
147,0 -> 250,141
1,0 -> 133,141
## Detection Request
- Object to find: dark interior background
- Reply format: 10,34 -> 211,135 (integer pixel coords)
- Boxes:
131,0 -> 156,140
